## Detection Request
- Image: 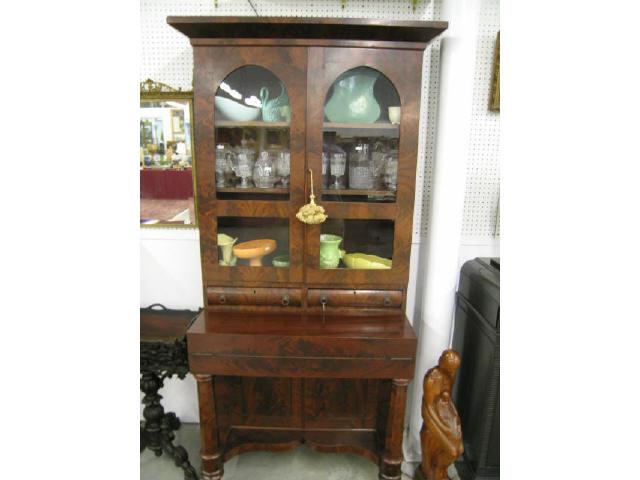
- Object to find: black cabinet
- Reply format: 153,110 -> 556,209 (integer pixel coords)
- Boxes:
453,258 -> 500,480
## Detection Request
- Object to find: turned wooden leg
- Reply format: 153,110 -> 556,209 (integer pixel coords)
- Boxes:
195,374 -> 224,480
380,379 -> 410,480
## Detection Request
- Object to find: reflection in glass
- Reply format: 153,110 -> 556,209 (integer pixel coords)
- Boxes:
140,99 -> 195,225
218,217 -> 289,268
320,219 -> 394,269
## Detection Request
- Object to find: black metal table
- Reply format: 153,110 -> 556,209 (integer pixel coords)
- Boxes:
140,304 -> 200,480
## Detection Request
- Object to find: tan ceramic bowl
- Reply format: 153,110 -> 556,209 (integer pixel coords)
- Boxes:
233,239 -> 277,266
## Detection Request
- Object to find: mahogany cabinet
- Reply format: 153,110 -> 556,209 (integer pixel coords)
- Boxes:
168,17 -> 447,480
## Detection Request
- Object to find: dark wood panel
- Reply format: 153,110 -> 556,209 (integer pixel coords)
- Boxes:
191,38 -> 430,51
321,202 -> 397,219
168,16 -> 447,45
187,311 -> 417,358
189,355 -> 415,379
140,307 -> 199,342
207,287 -> 302,307
303,379 -> 379,430
307,289 -> 402,309
213,200 -> 293,217
214,376 -> 303,430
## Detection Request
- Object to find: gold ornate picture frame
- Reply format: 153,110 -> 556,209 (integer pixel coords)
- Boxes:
140,79 -> 198,228
489,32 -> 500,112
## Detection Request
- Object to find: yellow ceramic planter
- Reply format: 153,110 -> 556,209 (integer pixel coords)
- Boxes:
341,252 -> 392,269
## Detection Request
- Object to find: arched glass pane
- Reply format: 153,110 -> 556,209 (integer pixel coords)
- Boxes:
214,66 -> 291,200
321,67 -> 400,204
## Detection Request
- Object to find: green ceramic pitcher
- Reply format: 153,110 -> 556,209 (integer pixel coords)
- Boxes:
319,234 -> 344,269
324,68 -> 381,123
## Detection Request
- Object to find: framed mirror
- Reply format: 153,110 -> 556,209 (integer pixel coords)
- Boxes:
140,79 -> 197,227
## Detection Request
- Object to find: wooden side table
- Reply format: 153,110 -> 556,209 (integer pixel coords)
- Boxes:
140,304 -> 201,480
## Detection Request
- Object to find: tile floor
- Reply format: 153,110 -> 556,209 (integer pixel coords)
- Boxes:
141,424 -> 460,480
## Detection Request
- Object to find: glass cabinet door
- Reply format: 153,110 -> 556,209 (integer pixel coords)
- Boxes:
305,47 -> 424,286
193,47 -> 307,283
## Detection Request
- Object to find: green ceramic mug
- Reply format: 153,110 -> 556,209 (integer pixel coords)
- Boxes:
319,234 -> 344,269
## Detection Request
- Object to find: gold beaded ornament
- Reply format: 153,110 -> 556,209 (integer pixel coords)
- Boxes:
296,169 -> 328,224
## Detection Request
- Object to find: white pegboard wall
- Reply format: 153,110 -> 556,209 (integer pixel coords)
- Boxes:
461,0 -> 500,240
140,0 -> 500,241
140,0 -> 441,92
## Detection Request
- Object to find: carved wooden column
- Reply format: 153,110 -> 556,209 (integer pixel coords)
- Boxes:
380,379 -> 410,480
195,374 -> 223,480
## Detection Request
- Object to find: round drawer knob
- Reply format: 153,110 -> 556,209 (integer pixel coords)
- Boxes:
383,296 -> 392,307
281,294 -> 290,306
219,294 -> 226,304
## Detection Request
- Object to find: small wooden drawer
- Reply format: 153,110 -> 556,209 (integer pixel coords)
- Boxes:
207,287 -> 302,307
307,289 -> 403,309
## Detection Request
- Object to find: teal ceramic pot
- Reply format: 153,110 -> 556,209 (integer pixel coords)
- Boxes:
324,69 -> 381,123
272,255 -> 290,267
319,234 -> 343,269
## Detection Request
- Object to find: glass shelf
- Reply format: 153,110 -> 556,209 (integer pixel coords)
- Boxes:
217,187 -> 288,194
323,122 -> 398,130
320,189 -> 392,196
216,120 -> 289,128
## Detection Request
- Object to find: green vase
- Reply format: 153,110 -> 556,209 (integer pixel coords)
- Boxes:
324,68 -> 381,123
319,234 -> 344,269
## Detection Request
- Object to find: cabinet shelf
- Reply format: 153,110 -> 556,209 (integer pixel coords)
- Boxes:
323,122 -> 399,130
217,187 -> 289,194
321,189 -> 394,197
215,120 -> 289,128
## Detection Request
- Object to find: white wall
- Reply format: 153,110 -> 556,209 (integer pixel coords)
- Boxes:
140,227 -> 202,422
140,0 -> 500,448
